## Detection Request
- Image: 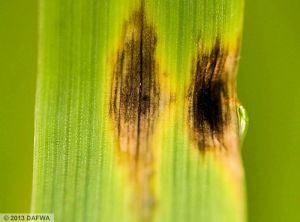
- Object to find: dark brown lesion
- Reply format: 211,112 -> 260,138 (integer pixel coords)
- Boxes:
188,39 -> 239,150
110,8 -> 159,159
109,6 -> 160,219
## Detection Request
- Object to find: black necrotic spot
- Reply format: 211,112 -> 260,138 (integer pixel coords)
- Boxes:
189,39 -> 230,149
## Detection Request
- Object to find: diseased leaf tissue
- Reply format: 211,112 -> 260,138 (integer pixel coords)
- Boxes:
110,7 -> 160,218
110,5 -> 240,219
33,0 -> 245,221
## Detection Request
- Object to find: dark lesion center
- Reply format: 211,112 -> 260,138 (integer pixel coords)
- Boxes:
188,39 -> 234,150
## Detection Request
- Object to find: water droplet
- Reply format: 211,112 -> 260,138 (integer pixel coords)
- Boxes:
237,104 -> 249,146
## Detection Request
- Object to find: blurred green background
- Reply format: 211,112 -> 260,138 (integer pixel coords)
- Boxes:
0,0 -> 299,221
